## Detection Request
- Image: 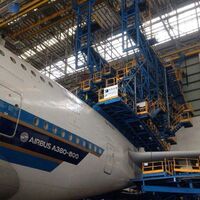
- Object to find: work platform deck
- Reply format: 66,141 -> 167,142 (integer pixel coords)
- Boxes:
132,157 -> 200,195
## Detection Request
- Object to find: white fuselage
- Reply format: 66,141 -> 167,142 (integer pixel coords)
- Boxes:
0,45 -> 139,200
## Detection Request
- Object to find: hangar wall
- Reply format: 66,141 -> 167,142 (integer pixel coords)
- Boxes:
171,116 -> 200,151
182,55 -> 200,116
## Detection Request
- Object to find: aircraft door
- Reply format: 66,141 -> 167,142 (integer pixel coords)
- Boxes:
104,143 -> 115,175
0,83 -> 22,137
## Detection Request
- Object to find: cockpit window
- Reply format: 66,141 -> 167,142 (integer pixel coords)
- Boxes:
0,49 -> 5,56
10,56 -> 16,64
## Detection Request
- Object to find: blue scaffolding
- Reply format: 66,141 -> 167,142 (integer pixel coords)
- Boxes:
132,157 -> 200,196
73,0 -> 193,151
72,0 -> 197,196
72,0 -> 107,75
93,0 -> 191,151
72,0 -> 109,105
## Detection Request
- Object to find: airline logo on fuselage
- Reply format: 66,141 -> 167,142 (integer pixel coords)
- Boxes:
20,132 -> 79,160
20,132 -> 29,143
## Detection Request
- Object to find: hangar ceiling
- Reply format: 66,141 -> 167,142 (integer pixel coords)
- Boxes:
1,0 -> 199,74
1,0 -> 200,116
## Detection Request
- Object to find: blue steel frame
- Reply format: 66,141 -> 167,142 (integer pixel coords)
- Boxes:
72,0 -> 107,76
121,0 -> 165,103
73,0 -> 192,151
132,173 -> 200,195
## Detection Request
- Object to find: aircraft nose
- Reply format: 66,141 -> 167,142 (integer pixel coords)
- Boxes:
0,159 -> 19,199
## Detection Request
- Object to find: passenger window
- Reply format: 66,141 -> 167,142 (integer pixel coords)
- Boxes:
82,141 -> 86,147
34,118 -> 39,126
89,143 -> 92,150
99,149 -> 102,154
53,127 -> 57,134
21,64 -> 27,71
61,131 -> 65,138
31,70 -> 36,77
0,49 -> 5,56
40,76 -> 45,82
44,122 -> 48,130
69,134 -> 73,141
10,56 -> 16,64
76,137 -> 80,144
48,82 -> 53,88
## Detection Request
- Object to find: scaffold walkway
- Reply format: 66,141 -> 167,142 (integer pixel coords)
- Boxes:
132,157 -> 200,194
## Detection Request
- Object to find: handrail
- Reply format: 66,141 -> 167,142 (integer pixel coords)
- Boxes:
80,79 -> 91,91
106,77 -> 117,87
93,71 -> 102,83
142,157 -> 200,175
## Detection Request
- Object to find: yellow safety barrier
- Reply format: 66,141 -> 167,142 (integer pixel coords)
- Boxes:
175,69 -> 183,81
148,98 -> 166,114
160,140 -> 171,151
137,98 -> 167,117
93,71 -> 102,84
116,68 -> 127,81
98,88 -> 105,102
142,157 -> 200,176
80,79 -> 91,91
146,119 -> 159,135
157,98 -> 167,112
106,77 -> 117,87
125,60 -> 136,74
180,111 -> 192,123
137,101 -> 149,115
102,65 -> 112,76
142,160 -> 165,175
173,158 -> 200,173
171,103 -> 193,129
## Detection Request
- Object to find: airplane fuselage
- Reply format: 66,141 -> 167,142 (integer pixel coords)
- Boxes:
0,45 -> 139,200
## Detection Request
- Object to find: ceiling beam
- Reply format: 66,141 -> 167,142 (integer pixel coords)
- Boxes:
0,0 -> 49,27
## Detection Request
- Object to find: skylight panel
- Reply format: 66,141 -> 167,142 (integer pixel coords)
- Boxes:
27,2 -> 200,80
24,49 -> 36,57
177,3 -> 195,13
44,38 -> 58,47
34,44 -> 46,52
19,55 -> 27,60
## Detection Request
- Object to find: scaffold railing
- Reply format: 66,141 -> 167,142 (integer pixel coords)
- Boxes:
93,71 -> 103,84
142,157 -> 200,176
80,79 -> 92,91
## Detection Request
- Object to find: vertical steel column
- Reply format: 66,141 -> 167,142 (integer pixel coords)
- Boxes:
72,0 -> 96,76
